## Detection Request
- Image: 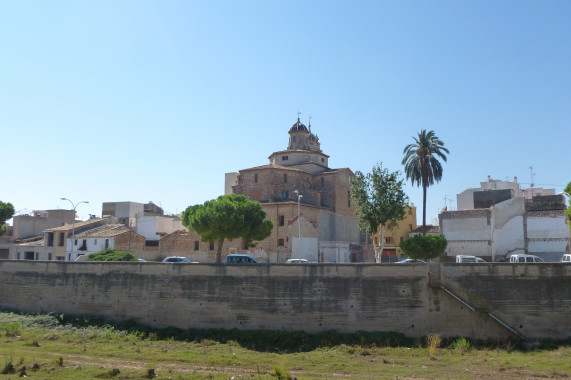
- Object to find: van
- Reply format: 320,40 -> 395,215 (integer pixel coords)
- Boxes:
456,255 -> 486,263
225,254 -> 260,264
561,254 -> 571,263
509,254 -> 544,263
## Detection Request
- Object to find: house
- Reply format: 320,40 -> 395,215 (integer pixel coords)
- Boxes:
375,205 -> 418,262
440,177 -> 569,262
69,224 -> 146,261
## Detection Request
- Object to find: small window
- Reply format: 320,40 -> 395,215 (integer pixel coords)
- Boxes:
58,232 -> 65,246
194,241 -> 199,251
400,237 -> 404,242
209,242 -> 215,251
284,174 -> 287,183
279,215 -> 285,226
75,239 -> 78,245
282,191 -> 289,199
385,237 -> 393,244
254,173 -> 258,183
105,239 -> 109,249
347,191 -> 351,206
321,158 -> 324,163
47,232 -> 54,247
48,253 -> 52,261
278,239 -> 284,247
282,156 -> 288,161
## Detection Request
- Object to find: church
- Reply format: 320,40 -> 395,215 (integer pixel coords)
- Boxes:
224,117 -> 366,263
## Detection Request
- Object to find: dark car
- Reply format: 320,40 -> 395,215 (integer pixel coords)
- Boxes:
162,256 -> 194,263
225,254 -> 260,264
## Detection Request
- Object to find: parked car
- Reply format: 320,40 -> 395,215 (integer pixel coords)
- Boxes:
225,254 -> 260,264
456,255 -> 486,263
286,258 -> 310,264
162,256 -> 194,263
509,254 -> 544,263
138,258 -> 148,262
395,259 -> 426,264
561,254 -> 571,263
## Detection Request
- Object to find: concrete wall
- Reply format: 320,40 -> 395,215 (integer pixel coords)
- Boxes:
1,261 -> 569,341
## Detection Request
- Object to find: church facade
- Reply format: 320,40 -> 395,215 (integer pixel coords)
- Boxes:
225,117 -> 366,263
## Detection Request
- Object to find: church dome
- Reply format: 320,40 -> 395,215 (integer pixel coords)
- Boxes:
289,118 -> 308,132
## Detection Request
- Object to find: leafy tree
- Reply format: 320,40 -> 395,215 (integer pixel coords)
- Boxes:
402,130 -> 449,233
181,194 -> 273,263
350,163 -> 408,263
0,201 -> 15,237
565,182 -> 571,231
86,249 -> 138,262
399,234 -> 448,261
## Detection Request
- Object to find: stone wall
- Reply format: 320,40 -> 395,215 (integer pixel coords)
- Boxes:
1,261 -> 569,341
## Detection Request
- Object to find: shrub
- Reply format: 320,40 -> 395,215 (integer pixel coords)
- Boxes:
400,234 -> 447,260
2,322 -> 21,337
87,249 -> 138,262
272,365 -> 291,380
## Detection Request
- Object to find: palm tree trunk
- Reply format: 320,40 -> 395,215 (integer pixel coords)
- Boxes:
422,184 -> 427,234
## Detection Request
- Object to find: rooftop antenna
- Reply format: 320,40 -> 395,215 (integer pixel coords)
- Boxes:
529,166 -> 535,188
297,109 -> 301,121
308,115 -> 312,132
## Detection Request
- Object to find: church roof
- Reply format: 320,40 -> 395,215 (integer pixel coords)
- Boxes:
240,162 -> 307,173
289,117 -> 308,132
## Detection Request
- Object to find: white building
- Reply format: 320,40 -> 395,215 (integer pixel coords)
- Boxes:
441,178 -> 569,262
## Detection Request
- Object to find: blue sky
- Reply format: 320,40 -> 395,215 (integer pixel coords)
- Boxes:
1,1 -> 569,224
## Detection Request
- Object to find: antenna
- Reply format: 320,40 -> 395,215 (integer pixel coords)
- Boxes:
529,166 -> 535,188
297,110 -> 301,120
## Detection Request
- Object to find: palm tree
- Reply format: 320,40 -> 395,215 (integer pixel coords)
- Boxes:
402,130 -> 449,233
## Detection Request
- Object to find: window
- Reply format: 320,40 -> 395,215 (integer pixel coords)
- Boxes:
400,237 -> 404,242
347,191 -> 351,206
408,208 -> 412,215
284,174 -> 287,183
254,173 -> 258,183
75,239 -> 78,246
58,232 -> 64,246
385,237 -> 393,244
282,156 -> 288,161
194,241 -> 199,251
17,252 -> 20,260
105,239 -> 109,249
24,252 -> 34,260
282,191 -> 289,199
209,242 -> 215,251
48,253 -> 52,261
409,224 -> 413,231
47,233 -> 54,247
321,158 -> 324,163
278,239 -> 284,247
279,215 -> 285,226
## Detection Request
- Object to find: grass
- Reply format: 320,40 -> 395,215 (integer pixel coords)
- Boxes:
0,311 -> 570,379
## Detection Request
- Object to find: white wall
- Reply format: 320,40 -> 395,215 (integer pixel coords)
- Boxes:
137,215 -> 185,241
67,237 -> 114,261
292,237 -> 318,262
319,241 -> 350,263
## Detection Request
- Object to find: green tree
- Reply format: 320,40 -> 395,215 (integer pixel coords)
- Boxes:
350,163 -> 409,263
399,234 -> 448,261
0,201 -> 15,237
86,249 -> 138,262
565,182 -> 571,231
402,129 -> 449,233
181,194 -> 273,263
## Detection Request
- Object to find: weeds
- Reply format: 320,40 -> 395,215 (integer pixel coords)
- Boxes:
54,356 -> 64,366
273,365 -> 291,380
427,333 -> 442,359
2,322 -> 21,337
453,338 -> 471,353
1,357 -> 15,375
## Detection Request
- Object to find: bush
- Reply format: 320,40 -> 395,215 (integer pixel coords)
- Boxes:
87,249 -> 138,262
399,234 -> 447,260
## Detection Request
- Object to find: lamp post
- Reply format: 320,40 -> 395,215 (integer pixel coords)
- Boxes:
294,190 -> 303,261
60,198 -> 89,261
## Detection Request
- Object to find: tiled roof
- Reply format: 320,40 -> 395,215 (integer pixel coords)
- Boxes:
73,224 -> 131,238
411,225 -> 440,234
15,238 -> 45,247
44,216 -> 114,232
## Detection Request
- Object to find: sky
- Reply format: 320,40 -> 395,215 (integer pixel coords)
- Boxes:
1,1 -> 570,224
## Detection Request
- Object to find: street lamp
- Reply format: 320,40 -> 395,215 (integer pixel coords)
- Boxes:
294,190 -> 303,261
60,198 -> 89,261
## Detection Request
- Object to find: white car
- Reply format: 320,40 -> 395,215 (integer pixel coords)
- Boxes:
561,254 -> 571,263
456,255 -> 486,263
509,254 -> 544,263
286,259 -> 310,264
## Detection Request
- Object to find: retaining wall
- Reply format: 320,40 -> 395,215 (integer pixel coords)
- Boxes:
0,260 -> 569,341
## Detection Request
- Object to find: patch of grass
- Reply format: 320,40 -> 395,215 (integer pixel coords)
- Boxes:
452,337 -> 471,353
427,333 -> 442,359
